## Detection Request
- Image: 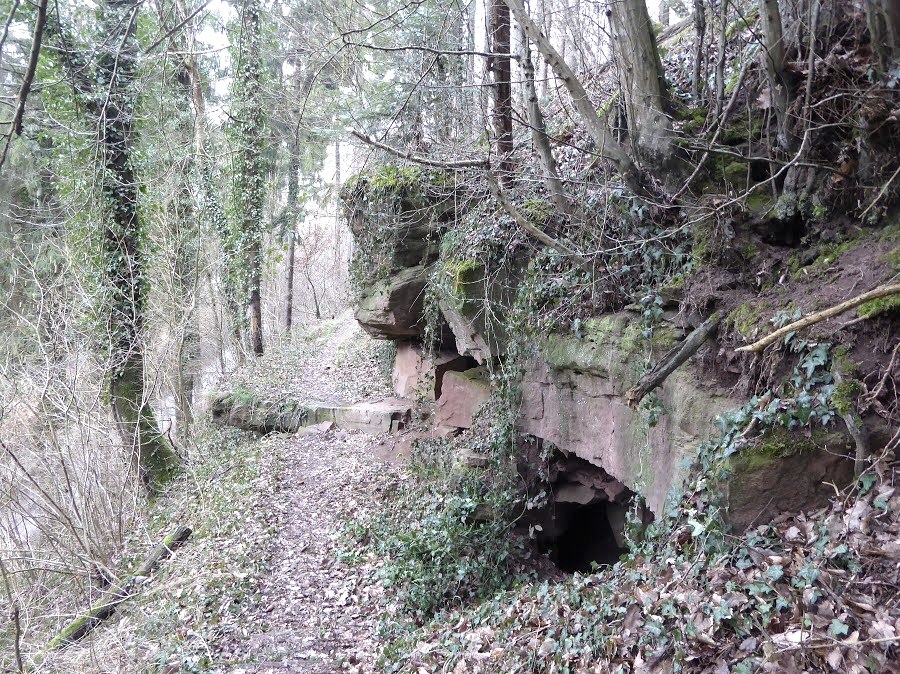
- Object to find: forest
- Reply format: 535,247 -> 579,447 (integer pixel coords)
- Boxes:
0,0 -> 898,671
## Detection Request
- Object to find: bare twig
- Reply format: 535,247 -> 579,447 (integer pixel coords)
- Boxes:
145,0 -> 213,53
735,284 -> 900,353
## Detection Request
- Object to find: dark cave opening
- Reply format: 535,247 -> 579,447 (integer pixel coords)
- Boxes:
550,501 -> 627,573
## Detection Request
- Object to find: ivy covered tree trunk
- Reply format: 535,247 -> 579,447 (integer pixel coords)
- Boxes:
99,0 -> 179,490
284,147 -> 299,331
229,0 -> 267,356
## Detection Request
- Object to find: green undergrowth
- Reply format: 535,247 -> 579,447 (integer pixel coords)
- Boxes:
37,424 -> 281,673
341,402 -> 529,625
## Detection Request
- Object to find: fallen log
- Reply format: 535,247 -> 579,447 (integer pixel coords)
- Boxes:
735,284 -> 900,353
626,312 -> 722,408
48,526 -> 191,649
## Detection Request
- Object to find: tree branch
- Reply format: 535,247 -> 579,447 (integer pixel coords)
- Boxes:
485,173 -> 579,256
626,312 -> 722,408
735,284 -> 900,353
0,0 -> 48,173
350,130 -> 489,169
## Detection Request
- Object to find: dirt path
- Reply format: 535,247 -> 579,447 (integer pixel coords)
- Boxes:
204,317 -> 407,673
211,428 -> 394,674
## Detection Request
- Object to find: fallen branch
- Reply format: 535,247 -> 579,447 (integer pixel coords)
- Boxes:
735,284 -> 900,353
350,131 -> 489,170
485,173 -> 579,257
48,526 -> 191,648
626,312 -> 722,408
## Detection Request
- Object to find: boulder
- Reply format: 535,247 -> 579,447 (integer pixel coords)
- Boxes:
392,343 -> 474,399
210,392 -> 412,435
434,367 -> 491,429
436,259 -> 520,363
355,265 -> 430,339
726,428 -> 855,531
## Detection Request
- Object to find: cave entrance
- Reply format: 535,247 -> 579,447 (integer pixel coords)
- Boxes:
517,438 -> 644,574
550,500 -> 627,573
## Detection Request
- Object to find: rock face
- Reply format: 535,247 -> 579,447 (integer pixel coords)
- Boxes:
726,429 -> 855,531
436,260 -> 519,363
347,172 -> 856,529
392,343 -> 474,399
518,314 -> 736,517
434,367 -> 491,429
515,313 -> 856,523
355,265 -> 431,339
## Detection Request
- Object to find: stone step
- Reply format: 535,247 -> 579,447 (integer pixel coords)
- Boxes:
210,391 -> 413,435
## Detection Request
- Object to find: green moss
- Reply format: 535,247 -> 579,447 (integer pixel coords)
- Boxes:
367,164 -> 423,190
596,91 -> 621,119
677,107 -> 709,134
746,191 -> 774,214
719,118 -> 764,145
521,198 -> 554,225
692,217 -> 715,263
727,301 -> 770,340
444,259 -> 483,296
738,428 -> 818,471
832,379 -> 862,415
858,293 -> 900,318
832,346 -> 858,377
725,10 -> 758,39
881,245 -> 900,271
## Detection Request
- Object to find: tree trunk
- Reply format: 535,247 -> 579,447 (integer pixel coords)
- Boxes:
759,0 -> 794,151
490,0 -> 514,186
866,0 -> 900,75
659,0 -> 669,28
502,0 -> 652,197
232,0 -> 266,357
714,0 -> 729,118
607,0 -> 675,172
520,29 -> 576,218
97,0 -> 179,491
285,227 -> 296,330
305,268 -> 321,320
692,0 -> 706,102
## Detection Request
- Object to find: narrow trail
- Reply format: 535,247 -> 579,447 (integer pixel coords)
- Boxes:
209,317 -> 403,673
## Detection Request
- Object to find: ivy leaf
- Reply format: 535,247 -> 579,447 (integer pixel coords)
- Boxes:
829,619 -> 850,637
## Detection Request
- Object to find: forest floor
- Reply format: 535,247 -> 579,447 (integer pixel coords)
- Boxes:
34,314 -> 403,674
